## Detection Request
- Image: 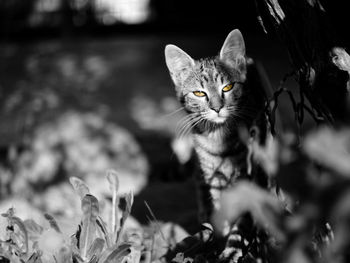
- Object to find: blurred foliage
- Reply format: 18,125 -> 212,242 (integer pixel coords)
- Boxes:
0,0 -> 152,37
210,125 -> 350,263
0,111 -> 149,206
0,172 -> 189,263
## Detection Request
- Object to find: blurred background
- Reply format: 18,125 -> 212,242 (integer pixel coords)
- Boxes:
0,0 -> 349,234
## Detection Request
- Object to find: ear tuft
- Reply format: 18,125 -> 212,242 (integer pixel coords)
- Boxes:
164,44 -> 195,80
219,29 -> 246,70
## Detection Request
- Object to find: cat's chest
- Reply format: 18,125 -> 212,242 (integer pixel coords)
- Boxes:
193,130 -> 227,154
193,129 -> 246,184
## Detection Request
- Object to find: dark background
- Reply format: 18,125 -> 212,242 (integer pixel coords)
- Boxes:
1,0 -> 349,43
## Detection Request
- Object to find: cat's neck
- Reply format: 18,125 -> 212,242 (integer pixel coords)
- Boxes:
191,124 -> 247,188
192,125 -> 239,156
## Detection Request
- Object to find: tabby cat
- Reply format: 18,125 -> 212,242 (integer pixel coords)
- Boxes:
165,29 -> 269,262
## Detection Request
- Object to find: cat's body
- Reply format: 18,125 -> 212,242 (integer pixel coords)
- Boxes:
165,30 -> 269,262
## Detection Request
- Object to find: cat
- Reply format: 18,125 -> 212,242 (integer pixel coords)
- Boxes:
164,29 -> 269,262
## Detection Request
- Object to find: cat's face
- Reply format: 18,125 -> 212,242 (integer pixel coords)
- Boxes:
165,29 -> 247,126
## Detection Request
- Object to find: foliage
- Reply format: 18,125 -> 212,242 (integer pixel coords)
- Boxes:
209,124 -> 350,263
0,171 -> 188,263
5,111 -> 149,197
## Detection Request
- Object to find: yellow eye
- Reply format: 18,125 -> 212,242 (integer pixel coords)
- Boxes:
193,91 -> 206,97
222,84 -> 233,92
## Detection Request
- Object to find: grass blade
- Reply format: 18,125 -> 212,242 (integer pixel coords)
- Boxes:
144,201 -> 166,242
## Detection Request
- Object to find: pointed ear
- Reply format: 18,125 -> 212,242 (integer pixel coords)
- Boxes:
219,29 -> 246,72
165,44 -> 195,86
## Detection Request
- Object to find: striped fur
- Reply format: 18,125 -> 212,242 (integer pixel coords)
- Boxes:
165,29 -> 268,262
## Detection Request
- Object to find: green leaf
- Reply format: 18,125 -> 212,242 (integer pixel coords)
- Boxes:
69,177 -> 90,200
43,213 -> 61,233
80,194 -> 99,259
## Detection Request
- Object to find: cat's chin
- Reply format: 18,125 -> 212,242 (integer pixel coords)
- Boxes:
212,117 -> 227,124
205,116 -> 227,125
206,109 -> 230,124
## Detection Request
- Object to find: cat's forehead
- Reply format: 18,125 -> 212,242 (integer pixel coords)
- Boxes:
194,57 -> 232,81
196,58 -> 219,74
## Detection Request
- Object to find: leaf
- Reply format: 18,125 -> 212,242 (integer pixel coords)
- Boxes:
124,246 -> 142,263
212,181 -> 285,242
27,252 -> 42,263
86,238 -> 105,260
141,251 -> 151,263
172,253 -> 184,263
164,223 -> 212,261
79,194 -> 99,260
96,217 -> 112,248
88,255 -> 98,263
55,246 -> 73,263
106,170 -> 120,235
0,240 -> 22,257
331,47 -> 350,73
24,219 -> 44,235
72,252 -> 85,263
69,177 -> 90,200
98,243 -> 131,263
72,224 -> 81,250
303,127 -> 350,178
116,192 -> 134,244
44,213 -> 61,233
2,207 -> 15,218
11,216 -> 29,254
24,219 -> 44,243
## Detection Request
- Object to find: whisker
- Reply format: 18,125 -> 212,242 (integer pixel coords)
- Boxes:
160,107 -> 185,119
175,113 -> 197,132
180,118 -> 204,140
176,116 -> 201,139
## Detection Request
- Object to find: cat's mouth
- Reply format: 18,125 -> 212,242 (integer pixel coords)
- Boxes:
205,110 -> 229,124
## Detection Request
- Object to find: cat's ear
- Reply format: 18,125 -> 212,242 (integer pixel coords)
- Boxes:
165,44 -> 195,86
219,29 -> 246,74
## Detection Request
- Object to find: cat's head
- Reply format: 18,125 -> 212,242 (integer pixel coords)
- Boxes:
165,29 -> 249,126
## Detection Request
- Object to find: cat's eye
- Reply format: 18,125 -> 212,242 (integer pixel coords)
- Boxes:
193,91 -> 206,97
222,84 -> 233,92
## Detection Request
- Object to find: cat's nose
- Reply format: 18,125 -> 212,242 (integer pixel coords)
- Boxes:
211,106 -> 222,113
